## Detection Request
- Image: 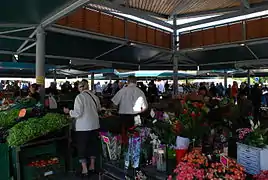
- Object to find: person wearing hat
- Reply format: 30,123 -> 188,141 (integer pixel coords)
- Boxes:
64,79 -> 101,177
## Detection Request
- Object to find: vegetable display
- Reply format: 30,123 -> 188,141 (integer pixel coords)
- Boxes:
7,113 -> 69,147
10,98 -> 37,110
0,109 -> 20,128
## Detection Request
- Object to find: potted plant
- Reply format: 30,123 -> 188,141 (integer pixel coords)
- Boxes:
236,121 -> 268,175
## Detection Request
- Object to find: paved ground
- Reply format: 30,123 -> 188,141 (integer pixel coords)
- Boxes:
56,173 -> 100,180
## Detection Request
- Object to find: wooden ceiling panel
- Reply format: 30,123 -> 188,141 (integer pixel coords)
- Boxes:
127,0 -> 265,16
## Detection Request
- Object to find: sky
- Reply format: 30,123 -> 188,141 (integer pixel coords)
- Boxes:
113,10 -> 268,33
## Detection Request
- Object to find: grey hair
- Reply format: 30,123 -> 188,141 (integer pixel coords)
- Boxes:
127,75 -> 137,84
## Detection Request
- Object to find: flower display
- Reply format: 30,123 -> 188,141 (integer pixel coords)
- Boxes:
206,160 -> 246,180
168,162 -> 205,180
177,101 -> 209,146
170,150 -> 246,180
254,170 -> 268,180
237,128 -> 253,140
236,123 -> 268,148
181,149 -> 208,167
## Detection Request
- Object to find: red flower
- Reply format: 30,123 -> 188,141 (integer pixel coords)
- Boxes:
191,111 -> 196,117
183,109 -> 188,114
180,100 -> 185,105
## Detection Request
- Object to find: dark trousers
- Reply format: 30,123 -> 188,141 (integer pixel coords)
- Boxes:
76,129 -> 100,163
119,114 -> 135,145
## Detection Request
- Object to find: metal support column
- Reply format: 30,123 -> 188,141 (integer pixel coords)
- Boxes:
172,16 -> 178,97
91,72 -> 94,91
35,27 -> 46,104
224,71 -> 228,89
53,69 -> 57,83
247,69 -> 250,86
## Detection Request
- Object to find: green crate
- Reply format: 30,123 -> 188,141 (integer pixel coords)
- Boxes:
23,157 -> 65,180
20,142 -> 57,162
0,143 -> 11,180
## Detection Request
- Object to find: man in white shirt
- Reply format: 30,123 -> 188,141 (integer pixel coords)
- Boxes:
64,79 -> 101,177
95,82 -> 102,96
112,75 -> 148,144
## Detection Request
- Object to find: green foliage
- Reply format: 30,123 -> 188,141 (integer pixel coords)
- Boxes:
0,109 -> 20,128
7,113 -> 69,147
244,128 -> 268,148
179,101 -> 209,143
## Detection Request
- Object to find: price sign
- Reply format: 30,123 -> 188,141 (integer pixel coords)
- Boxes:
18,109 -> 27,118
36,76 -> 45,85
102,136 -> 110,144
220,155 -> 228,167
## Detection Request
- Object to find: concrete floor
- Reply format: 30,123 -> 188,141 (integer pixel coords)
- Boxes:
56,173 -> 100,180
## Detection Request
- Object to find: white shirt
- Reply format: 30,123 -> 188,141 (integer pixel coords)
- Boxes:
95,84 -> 102,93
70,90 -> 101,131
112,83 -> 148,114
178,86 -> 184,94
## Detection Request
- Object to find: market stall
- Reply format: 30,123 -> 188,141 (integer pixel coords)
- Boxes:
96,92 -> 268,180
0,97 -> 71,180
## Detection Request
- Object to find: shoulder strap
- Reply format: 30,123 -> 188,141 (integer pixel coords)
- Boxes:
84,91 -> 98,109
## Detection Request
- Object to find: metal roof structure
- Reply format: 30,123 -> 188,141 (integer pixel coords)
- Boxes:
0,0 -> 268,77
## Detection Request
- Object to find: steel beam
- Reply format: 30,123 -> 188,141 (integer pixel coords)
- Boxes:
16,31 -> 36,53
0,50 -> 138,66
178,36 -> 268,53
41,0 -> 91,28
0,24 -> 37,28
245,45 -> 259,60
240,0 -> 250,9
0,35 -> 35,41
142,52 -> 168,64
93,43 -> 126,60
177,5 -> 268,29
0,27 -> 35,35
48,25 -> 171,53
16,0 -> 90,53
17,42 -> 36,54
90,0 -> 172,29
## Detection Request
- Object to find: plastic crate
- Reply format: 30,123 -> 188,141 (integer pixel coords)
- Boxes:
0,143 -> 10,180
237,143 -> 268,175
22,157 -> 65,180
20,142 -> 57,162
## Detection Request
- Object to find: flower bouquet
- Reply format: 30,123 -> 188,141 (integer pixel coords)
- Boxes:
178,101 -> 209,147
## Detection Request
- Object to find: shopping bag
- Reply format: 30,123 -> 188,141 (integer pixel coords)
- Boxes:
176,136 -> 190,149
49,96 -> 57,109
